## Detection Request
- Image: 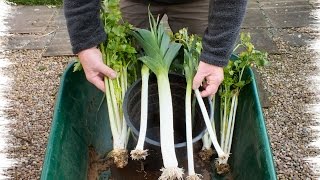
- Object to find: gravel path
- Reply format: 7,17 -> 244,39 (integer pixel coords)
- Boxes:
258,27 -> 320,179
3,49 -> 71,179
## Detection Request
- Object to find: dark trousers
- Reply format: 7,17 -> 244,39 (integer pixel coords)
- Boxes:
120,0 -> 209,36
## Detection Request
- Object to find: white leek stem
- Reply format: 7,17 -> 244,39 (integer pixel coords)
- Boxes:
135,65 -> 149,150
131,66 -> 149,160
195,89 -> 225,157
202,132 -> 211,150
186,80 -> 195,175
202,95 -> 215,150
157,72 -> 183,180
158,73 -> 178,168
157,73 -> 184,179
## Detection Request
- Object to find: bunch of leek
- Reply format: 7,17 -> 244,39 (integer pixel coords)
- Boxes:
100,0 -> 138,168
132,12 -> 184,179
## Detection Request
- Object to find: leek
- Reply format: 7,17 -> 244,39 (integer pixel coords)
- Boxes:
195,89 -> 228,165
130,65 -> 150,160
198,95 -> 215,161
173,28 -> 202,179
174,28 -> 229,172
132,12 -> 183,179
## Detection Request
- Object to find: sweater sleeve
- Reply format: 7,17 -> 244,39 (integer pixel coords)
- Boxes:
200,0 -> 248,67
64,0 -> 107,54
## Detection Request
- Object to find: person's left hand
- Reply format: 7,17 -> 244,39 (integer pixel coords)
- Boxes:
192,61 -> 224,97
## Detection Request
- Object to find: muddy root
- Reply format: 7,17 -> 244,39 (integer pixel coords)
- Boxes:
107,149 -> 128,168
214,161 -> 230,175
198,148 -> 214,161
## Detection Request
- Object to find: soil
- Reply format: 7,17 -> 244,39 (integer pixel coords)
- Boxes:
214,161 -> 231,175
198,148 -> 215,161
87,147 -> 113,180
107,149 -> 129,168
87,145 -> 226,180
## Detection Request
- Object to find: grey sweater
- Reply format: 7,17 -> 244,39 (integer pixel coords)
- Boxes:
64,0 -> 247,67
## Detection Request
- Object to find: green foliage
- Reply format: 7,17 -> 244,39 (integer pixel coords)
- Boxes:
219,32 -> 268,124
73,59 -> 83,72
221,32 -> 268,96
131,11 -> 181,75
171,28 -> 202,82
100,0 -> 138,85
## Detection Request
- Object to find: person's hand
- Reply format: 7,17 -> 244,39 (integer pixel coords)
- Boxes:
78,47 -> 117,92
192,61 -> 224,97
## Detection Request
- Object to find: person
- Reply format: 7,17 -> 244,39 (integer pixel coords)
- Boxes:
63,0 -> 247,97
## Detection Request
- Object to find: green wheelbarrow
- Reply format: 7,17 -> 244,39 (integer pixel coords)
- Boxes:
40,61 -> 277,180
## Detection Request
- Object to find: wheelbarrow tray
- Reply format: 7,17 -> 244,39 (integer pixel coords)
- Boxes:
41,61 -> 277,180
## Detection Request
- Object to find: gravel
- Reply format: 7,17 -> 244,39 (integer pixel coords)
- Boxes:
257,27 -> 320,179
2,49 -> 71,179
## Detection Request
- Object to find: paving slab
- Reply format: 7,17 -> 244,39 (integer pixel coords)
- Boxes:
258,0 -> 310,2
43,8 -> 73,56
239,28 -> 278,53
263,6 -> 314,28
247,0 -> 260,9
259,1 -> 312,8
242,9 -> 269,28
43,30 -> 73,56
5,34 -> 53,50
54,8 -> 67,30
7,6 -> 56,34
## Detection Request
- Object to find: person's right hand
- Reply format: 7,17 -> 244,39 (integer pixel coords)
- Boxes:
78,47 -> 117,92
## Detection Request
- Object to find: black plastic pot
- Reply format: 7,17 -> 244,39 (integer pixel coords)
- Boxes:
123,73 -> 212,149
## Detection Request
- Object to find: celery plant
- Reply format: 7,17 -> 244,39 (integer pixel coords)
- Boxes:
216,33 -> 268,174
100,0 -> 137,168
132,12 -> 183,179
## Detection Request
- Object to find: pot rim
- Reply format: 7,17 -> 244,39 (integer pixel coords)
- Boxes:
123,73 -> 213,148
